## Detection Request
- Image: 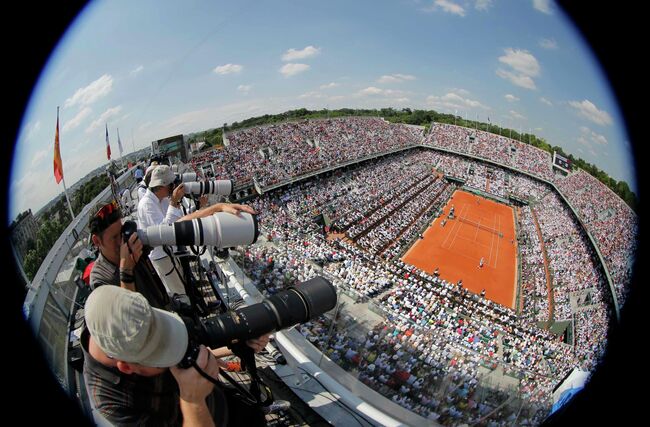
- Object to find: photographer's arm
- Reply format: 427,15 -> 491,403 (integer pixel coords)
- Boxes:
208,334 -> 271,360
177,203 -> 256,222
170,345 -> 220,427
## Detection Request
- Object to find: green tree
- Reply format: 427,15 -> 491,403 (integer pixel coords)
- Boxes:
23,249 -> 41,281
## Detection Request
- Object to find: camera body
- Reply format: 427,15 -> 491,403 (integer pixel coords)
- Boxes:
121,220 -> 138,243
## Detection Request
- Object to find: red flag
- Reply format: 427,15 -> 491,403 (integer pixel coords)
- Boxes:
53,108 -> 64,184
106,123 -> 111,160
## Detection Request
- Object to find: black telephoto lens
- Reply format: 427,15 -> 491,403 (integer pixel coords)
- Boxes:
197,276 -> 337,349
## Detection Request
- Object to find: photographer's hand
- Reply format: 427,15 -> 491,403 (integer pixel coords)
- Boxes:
119,233 -> 142,291
171,345 -> 220,427
171,184 -> 186,208
199,194 -> 209,208
246,333 -> 271,353
212,203 -> 257,216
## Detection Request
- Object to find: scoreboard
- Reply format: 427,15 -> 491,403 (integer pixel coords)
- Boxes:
553,152 -> 571,173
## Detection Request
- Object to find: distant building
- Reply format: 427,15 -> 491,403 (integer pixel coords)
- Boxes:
10,209 -> 39,266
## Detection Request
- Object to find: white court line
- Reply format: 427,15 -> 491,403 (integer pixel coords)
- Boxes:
493,214 -> 502,268
446,204 -> 470,251
455,235 -> 492,250
473,217 -> 482,242
441,203 -> 468,250
486,213 -> 497,266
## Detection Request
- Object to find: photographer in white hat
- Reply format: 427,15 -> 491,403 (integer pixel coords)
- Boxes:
82,285 -> 227,426
137,164 -> 254,296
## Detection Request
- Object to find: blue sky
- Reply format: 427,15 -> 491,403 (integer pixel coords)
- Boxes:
10,0 -> 636,221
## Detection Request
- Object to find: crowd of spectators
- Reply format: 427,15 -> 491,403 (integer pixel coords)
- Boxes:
189,117 -> 422,188
425,123 -> 555,181
531,190 -> 611,370
518,206 -> 550,324
225,151 -> 603,424
556,170 -> 638,305
179,118 -> 632,424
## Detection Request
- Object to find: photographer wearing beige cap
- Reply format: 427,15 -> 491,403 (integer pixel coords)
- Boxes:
137,164 -> 254,296
82,285 -> 250,426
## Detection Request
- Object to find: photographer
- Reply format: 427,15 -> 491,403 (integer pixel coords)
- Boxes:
136,163 -> 158,201
82,285 -> 269,426
89,200 -> 169,309
137,164 -> 255,295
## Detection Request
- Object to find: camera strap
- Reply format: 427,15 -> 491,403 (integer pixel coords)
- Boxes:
189,358 -> 257,406
229,344 -> 274,408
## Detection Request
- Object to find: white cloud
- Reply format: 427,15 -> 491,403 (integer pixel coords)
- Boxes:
496,69 -> 537,90
282,46 -> 321,61
62,107 -> 92,133
299,91 -> 325,99
359,86 -> 384,96
450,88 -> 471,96
279,63 -> 310,77
213,64 -> 243,75
425,0 -> 466,16
499,48 -> 540,77
578,126 -> 608,146
130,65 -> 144,76
533,0 -> 552,15
85,106 -> 123,134
357,87 -> 409,97
569,100 -> 613,126
426,91 -> 489,112
509,110 -> 527,120
26,120 -> 41,141
31,148 -> 48,167
539,38 -> 558,50
497,48 -> 540,90
475,0 -> 494,11
540,97 -> 553,106
64,74 -> 113,108
237,84 -> 252,94
320,82 -> 339,89
505,94 -> 519,102
138,122 -> 153,132
377,74 -> 416,84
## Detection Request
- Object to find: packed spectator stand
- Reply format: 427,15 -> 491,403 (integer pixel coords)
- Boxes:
185,117 -> 635,424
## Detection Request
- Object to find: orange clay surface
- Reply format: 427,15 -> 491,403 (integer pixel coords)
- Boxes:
402,190 -> 517,308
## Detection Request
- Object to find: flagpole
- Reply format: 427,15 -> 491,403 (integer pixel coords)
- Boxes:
117,127 -> 124,169
61,176 -> 75,220
131,128 -> 136,154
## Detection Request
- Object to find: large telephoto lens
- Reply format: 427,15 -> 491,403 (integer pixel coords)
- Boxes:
183,179 -> 233,196
200,277 -> 337,348
180,172 -> 197,183
137,211 -> 258,248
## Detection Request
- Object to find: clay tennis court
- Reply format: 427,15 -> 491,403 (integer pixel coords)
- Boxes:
402,190 -> 518,308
